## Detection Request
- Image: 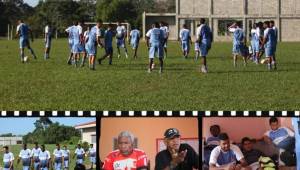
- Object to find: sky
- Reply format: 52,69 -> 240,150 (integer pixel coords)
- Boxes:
24,0 -> 39,7
0,117 -> 95,135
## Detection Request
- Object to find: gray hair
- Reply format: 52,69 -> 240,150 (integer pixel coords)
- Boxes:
118,131 -> 135,144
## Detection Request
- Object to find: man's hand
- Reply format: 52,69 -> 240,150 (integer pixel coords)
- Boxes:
171,149 -> 187,165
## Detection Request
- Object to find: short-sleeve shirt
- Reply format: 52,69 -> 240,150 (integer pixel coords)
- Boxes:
39,150 -> 50,161
179,28 -> 190,42
263,28 -> 276,48
160,26 -> 169,39
53,149 -> 63,158
155,143 -> 199,170
87,26 -> 100,46
116,25 -> 126,39
229,27 -> 244,45
17,23 -> 29,39
206,136 -> 220,146
104,29 -> 114,48
242,149 -> 264,165
209,144 -> 244,166
196,24 -> 212,44
75,148 -> 85,157
62,149 -> 70,158
19,149 -> 32,159
264,127 -> 295,145
102,149 -> 148,170
3,152 -> 14,163
130,29 -> 140,43
89,148 -> 96,157
31,148 -> 41,157
146,28 -> 164,45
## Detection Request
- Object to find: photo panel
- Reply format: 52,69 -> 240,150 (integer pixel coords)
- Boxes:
99,116 -> 200,170
202,116 -> 300,170
0,116 -> 98,170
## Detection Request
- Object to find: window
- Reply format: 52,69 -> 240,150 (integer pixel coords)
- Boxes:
91,135 -> 96,144
217,19 -> 242,36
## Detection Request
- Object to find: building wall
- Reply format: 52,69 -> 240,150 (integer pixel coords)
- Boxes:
82,127 -> 96,145
100,118 -> 198,168
203,118 -> 294,143
0,137 -> 23,146
281,19 -> 300,41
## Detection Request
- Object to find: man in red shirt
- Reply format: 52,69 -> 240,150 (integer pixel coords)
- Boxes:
102,131 -> 148,170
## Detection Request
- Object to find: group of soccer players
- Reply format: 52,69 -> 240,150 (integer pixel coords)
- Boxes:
2,143 -> 96,170
229,20 -> 278,70
16,18 -> 278,73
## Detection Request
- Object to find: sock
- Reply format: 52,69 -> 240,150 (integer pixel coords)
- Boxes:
30,48 -> 36,58
20,51 -> 24,61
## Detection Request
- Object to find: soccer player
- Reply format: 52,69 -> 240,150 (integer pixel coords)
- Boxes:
65,21 -> 76,65
241,137 -> 264,168
196,18 -> 212,73
39,145 -> 51,170
74,144 -> 85,165
98,23 -> 114,65
292,118 -> 300,170
2,146 -> 14,170
53,144 -> 63,170
179,24 -> 192,59
155,128 -> 199,170
209,133 -> 250,170
16,19 -> 37,63
160,21 -> 169,58
31,142 -> 41,170
129,25 -> 140,59
146,22 -> 165,73
116,21 -> 128,58
62,145 -> 70,170
81,26 -> 90,67
87,144 -> 96,170
44,23 -> 52,60
102,131 -> 148,170
270,20 -> 278,69
85,20 -> 103,70
261,21 -> 276,70
77,21 -> 87,67
194,24 -> 201,61
228,21 -> 247,67
17,144 -> 32,170
250,23 -> 261,64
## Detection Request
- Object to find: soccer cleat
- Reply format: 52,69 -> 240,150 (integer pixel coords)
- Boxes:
267,64 -> 272,70
118,54 -> 121,59
147,68 -> 152,73
125,53 -> 128,59
201,65 -> 208,73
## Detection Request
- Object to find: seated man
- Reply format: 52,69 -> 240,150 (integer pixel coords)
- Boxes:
102,131 -> 148,170
155,128 -> 199,170
241,137 -> 264,168
209,133 -> 250,170
263,117 -> 295,152
204,125 -> 221,165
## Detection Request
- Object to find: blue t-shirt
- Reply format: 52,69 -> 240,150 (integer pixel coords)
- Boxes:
199,24 -> 212,44
18,24 -> 29,39
233,28 -> 244,45
147,28 -> 164,45
104,29 -> 114,48
87,26 -> 100,46
130,29 -> 140,44
180,29 -> 190,42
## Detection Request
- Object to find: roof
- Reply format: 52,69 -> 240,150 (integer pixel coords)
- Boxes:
74,121 -> 96,129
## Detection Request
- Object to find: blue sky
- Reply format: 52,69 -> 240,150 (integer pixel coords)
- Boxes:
0,117 -> 95,135
24,0 -> 39,7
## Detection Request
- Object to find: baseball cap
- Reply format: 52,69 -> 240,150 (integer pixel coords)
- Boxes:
164,128 -> 181,139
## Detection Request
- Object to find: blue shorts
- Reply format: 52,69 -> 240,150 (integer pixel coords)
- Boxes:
181,41 -> 190,52
90,157 -> 96,164
200,43 -> 210,57
45,38 -> 51,48
233,44 -> 247,56
86,44 -> 97,56
116,38 -> 125,48
20,38 -> 30,48
33,162 -> 40,170
252,41 -> 260,53
23,166 -> 30,170
130,42 -> 139,49
149,44 -> 163,59
265,46 -> 275,57
54,162 -> 62,170
195,42 -> 200,51
105,47 -> 113,55
78,44 -> 85,53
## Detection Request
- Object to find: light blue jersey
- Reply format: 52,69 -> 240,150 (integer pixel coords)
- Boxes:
146,28 -> 164,58
264,28 -> 276,57
292,118 -> 300,170
210,145 -> 244,166
197,24 -> 212,56
230,27 -> 246,55
130,29 -> 140,49
18,24 -> 29,40
265,127 -> 294,148
69,26 -> 80,53
180,28 -> 190,52
86,26 -> 100,56
39,150 -> 50,170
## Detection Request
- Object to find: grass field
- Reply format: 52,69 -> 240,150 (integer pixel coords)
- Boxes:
0,39 -> 299,110
0,144 -> 94,169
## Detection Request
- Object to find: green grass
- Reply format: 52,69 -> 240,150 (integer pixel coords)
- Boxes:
0,39 -> 299,110
0,144 -> 94,169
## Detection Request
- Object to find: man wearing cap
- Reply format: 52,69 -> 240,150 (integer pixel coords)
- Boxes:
155,128 -> 199,170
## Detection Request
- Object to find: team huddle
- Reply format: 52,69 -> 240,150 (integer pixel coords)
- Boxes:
15,18 -> 278,74
2,143 -> 96,170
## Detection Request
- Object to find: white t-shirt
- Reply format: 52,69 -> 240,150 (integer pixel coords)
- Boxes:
3,152 -> 14,163
53,149 -> 63,158
39,150 -> 51,161
160,26 -> 169,38
77,25 -> 83,35
146,29 -> 152,38
19,149 -> 32,159
45,25 -> 49,34
31,147 -> 41,157
116,25 -> 126,38
209,144 -> 244,166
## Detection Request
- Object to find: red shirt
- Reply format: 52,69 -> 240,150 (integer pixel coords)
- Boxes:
102,149 -> 148,170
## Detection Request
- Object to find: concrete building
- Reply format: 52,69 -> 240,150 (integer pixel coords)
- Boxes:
0,137 -> 23,146
143,0 -> 300,41
75,121 -> 96,146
